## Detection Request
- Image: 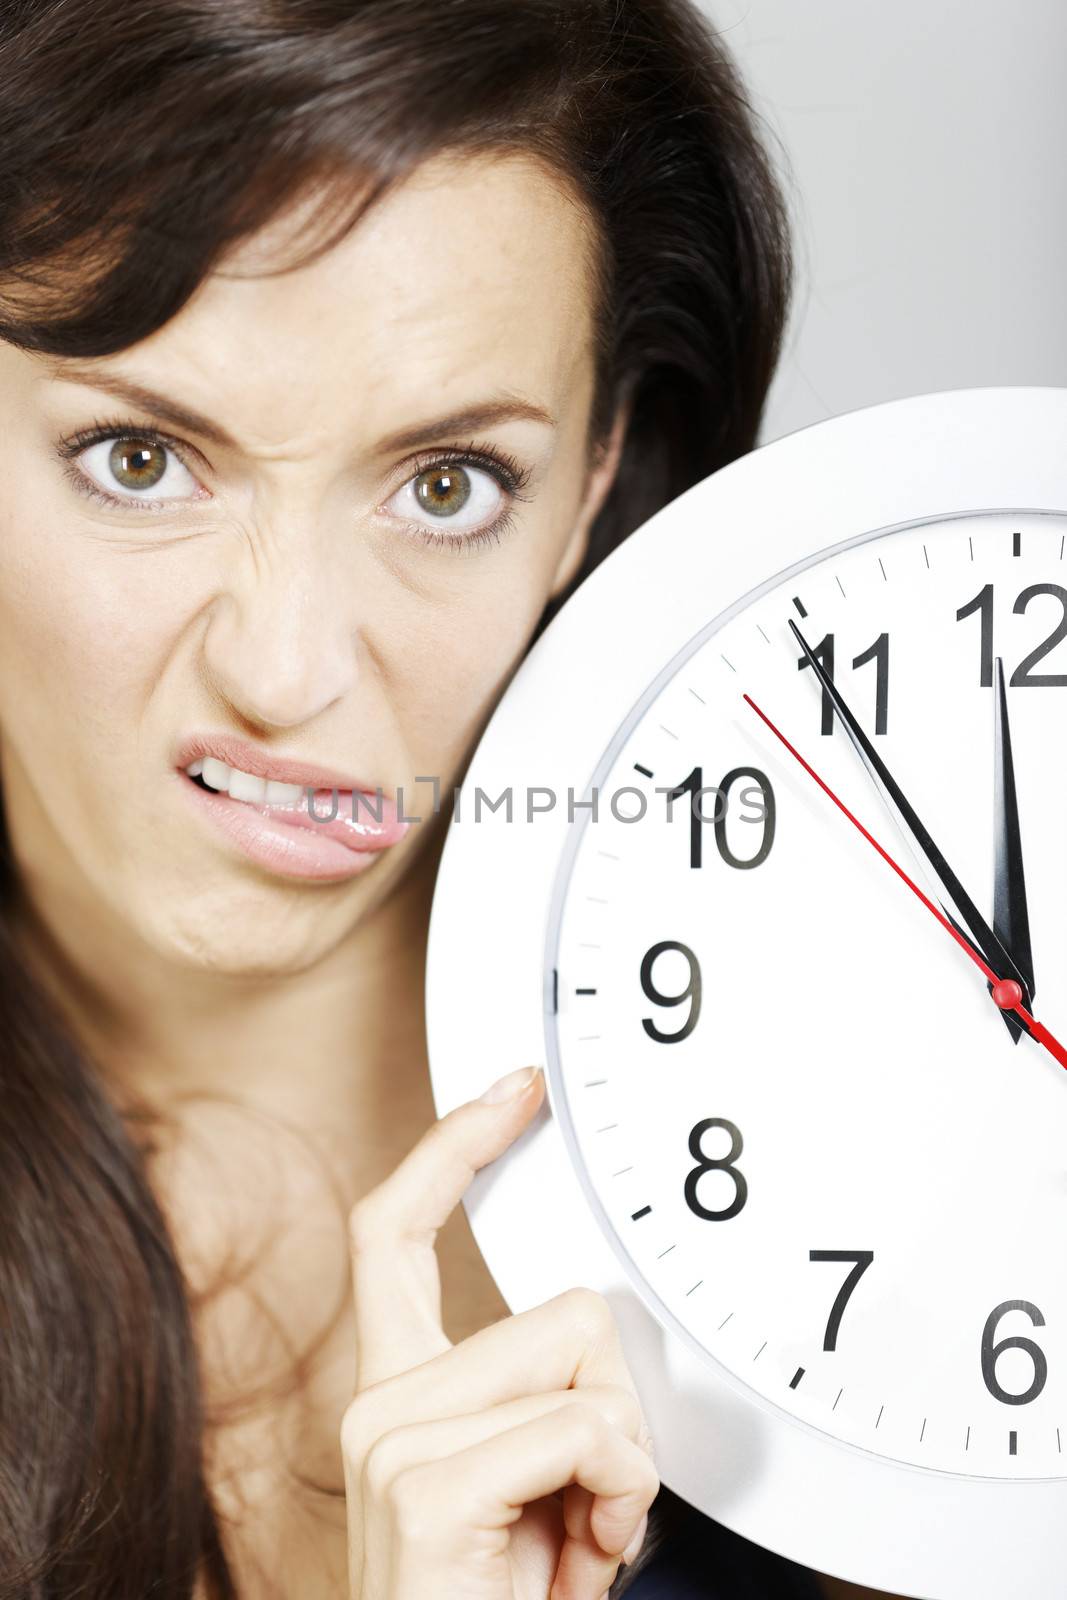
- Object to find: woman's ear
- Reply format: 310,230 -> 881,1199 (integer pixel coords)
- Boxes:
548,385 -> 634,600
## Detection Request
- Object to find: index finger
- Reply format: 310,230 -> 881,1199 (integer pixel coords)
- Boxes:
348,1065 -> 545,1390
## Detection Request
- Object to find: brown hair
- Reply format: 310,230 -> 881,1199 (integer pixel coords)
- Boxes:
0,1 -> 793,1593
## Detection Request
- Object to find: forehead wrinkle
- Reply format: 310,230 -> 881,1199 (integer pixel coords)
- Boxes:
38,155 -> 597,465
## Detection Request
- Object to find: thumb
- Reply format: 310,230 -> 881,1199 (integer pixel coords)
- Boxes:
407,1064 -> 548,1237
350,1066 -> 545,1390
476,1064 -> 545,1105
419,1062 -> 550,1209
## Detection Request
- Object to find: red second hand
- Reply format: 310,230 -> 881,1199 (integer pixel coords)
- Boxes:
743,692 -> 1067,1073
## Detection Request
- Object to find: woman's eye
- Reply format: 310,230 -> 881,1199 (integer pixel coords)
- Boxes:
76,435 -> 202,504
386,461 -> 506,536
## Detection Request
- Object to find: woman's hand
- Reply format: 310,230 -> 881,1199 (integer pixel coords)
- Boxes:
340,1064 -> 659,1600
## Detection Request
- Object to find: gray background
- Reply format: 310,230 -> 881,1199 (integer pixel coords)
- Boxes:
698,0 -> 1067,444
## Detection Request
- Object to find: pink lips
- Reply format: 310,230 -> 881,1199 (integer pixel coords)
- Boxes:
173,731 -> 412,881
245,784 -> 410,850
174,731 -> 379,794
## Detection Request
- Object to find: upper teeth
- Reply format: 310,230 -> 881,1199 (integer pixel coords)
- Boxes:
185,757 -> 305,808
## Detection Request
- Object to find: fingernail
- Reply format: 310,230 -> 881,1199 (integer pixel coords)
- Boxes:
478,1065 -> 540,1104
622,1510 -> 648,1566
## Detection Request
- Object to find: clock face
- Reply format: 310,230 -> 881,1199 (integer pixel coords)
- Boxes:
547,507 -> 1067,1481
426,390 -> 1067,1595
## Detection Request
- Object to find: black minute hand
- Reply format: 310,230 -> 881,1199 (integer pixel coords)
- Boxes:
993,655 -> 1035,1043
789,620 -> 1035,1018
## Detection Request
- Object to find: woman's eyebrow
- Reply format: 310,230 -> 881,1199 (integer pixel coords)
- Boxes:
375,396 -> 558,454
43,362 -> 559,454
43,363 -> 239,449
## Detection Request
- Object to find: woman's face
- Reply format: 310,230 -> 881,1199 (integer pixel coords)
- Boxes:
0,150 -> 626,979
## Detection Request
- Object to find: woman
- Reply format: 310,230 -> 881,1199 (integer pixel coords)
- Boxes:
0,1 -> 879,1595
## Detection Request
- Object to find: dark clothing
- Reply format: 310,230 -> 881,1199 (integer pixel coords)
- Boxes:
616,1485 -> 826,1599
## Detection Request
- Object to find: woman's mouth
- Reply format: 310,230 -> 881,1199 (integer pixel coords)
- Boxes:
176,755 -> 412,881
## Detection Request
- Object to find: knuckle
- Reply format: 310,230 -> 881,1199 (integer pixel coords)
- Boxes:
636,1450 -> 661,1506
596,1382 -> 643,1439
565,1399 -> 609,1454
360,1430 -> 407,1503
387,1463 -> 441,1544
607,1454 -> 661,1524
558,1285 -> 616,1343
421,1106 -> 463,1160
339,1396 -> 368,1461
339,1391 -> 385,1463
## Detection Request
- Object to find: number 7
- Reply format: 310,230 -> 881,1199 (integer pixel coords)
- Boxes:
809,1250 -> 874,1351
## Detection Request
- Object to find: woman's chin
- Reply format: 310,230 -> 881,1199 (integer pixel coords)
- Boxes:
135,892 -> 368,981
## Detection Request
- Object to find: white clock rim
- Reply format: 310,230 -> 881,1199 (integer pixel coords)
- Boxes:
425,386 -> 1067,1598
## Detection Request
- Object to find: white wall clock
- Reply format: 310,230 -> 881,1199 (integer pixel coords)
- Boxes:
425,387 -> 1067,1599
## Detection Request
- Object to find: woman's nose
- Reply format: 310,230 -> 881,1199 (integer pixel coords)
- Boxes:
200,540 -> 361,729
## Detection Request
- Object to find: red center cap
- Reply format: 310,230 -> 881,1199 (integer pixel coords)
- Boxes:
991,978 -> 1024,1011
